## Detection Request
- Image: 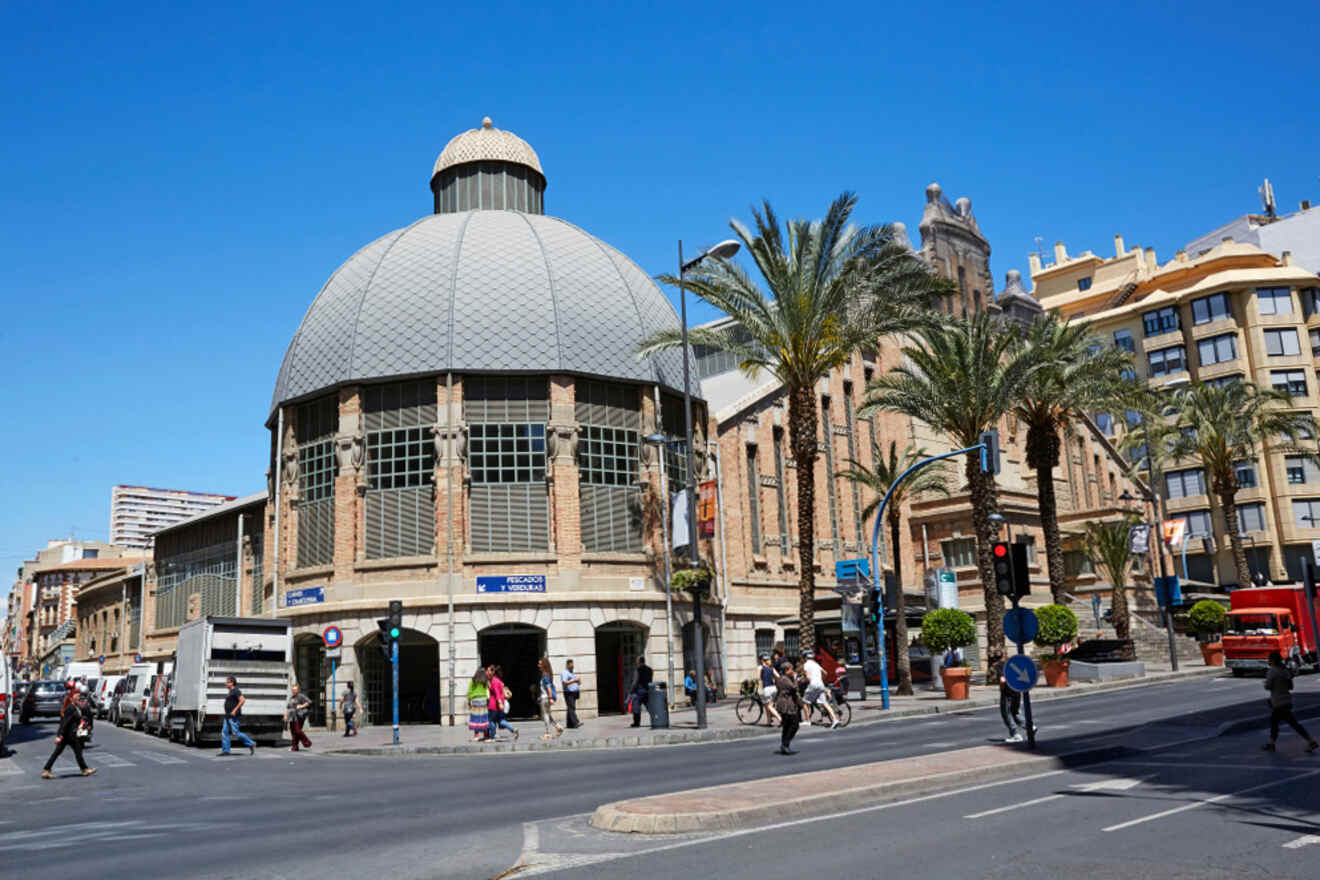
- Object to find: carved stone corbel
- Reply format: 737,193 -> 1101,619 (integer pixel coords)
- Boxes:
281,450 -> 298,486
430,422 -> 468,465
547,422 -> 580,466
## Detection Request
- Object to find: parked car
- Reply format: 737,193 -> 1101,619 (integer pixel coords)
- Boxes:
19,681 -> 67,723
95,676 -> 124,719
144,673 -> 173,737
116,673 -> 155,731
106,678 -> 129,725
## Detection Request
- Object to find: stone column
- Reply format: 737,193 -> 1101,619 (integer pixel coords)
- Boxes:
548,375 -> 581,568
432,376 -> 467,565
278,407 -> 298,591
334,386 -> 364,574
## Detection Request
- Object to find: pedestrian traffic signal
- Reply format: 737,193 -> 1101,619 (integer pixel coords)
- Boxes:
863,588 -> 880,626
1009,542 -> 1030,598
387,600 -> 403,640
979,429 -> 1001,475
376,617 -> 393,662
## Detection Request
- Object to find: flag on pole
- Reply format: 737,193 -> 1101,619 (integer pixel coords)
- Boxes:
671,490 -> 689,548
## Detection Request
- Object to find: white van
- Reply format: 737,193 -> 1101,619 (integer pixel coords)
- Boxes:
64,661 -> 101,683
96,675 -> 124,718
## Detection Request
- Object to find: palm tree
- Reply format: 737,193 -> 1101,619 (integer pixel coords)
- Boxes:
1165,381 -> 1318,587
859,312 -> 1039,656
838,442 -> 950,695
1083,515 -> 1140,641
1011,315 -> 1132,603
637,193 -> 950,655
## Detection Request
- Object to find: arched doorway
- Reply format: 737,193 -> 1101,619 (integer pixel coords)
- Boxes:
478,623 -> 545,719
681,620 -> 719,693
293,635 -> 326,726
594,621 -> 646,714
355,628 -> 441,725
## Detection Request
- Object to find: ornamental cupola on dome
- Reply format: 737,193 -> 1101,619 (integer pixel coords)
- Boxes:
430,116 -> 546,214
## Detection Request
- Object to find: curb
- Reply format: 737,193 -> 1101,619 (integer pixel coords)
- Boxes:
320,666 -> 1225,757
589,743 -> 1137,834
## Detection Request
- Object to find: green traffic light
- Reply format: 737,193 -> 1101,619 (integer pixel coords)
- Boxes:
389,627 -> 400,639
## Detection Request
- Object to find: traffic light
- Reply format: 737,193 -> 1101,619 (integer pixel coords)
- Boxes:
376,618 -> 393,662
387,600 -> 403,641
979,429 -> 1001,475
1009,542 -> 1030,598
992,541 -> 1014,596
863,588 -> 880,627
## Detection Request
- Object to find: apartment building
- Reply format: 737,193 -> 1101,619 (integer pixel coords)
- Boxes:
109,485 -> 235,551
1033,235 -> 1320,587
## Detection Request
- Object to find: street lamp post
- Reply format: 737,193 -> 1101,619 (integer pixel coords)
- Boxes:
677,238 -> 740,730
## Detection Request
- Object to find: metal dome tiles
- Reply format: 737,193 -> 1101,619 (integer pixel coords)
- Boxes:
432,117 -> 543,177
270,211 -> 690,416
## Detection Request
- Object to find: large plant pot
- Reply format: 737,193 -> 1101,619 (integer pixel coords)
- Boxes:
940,666 -> 971,700
1043,660 -> 1070,688
1200,642 -> 1224,666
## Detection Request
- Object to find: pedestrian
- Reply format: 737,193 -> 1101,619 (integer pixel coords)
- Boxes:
989,651 -> 1025,742
683,669 -> 697,705
628,656 -> 653,727
285,683 -> 313,751
1262,651 -> 1318,752
758,654 -> 782,727
537,657 -> 564,740
486,665 -> 518,740
218,675 -> 256,756
801,651 -> 839,729
467,667 -> 491,743
340,681 -> 359,737
704,670 -> 718,704
561,658 -> 582,729
773,660 -> 804,755
41,686 -> 95,778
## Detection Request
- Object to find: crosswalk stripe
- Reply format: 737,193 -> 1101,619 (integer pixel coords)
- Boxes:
131,751 -> 186,765
0,763 -> 25,777
95,753 -> 134,768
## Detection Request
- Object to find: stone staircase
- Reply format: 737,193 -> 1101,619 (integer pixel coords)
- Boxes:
1064,596 -> 1203,667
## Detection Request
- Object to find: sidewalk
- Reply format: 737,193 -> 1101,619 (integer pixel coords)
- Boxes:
313,663 -> 1224,756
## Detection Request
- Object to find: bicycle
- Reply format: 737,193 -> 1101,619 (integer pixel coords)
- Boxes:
736,691 -> 773,725
802,686 -> 851,728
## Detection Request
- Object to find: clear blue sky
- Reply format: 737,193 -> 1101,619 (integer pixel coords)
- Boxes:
2,0 -> 1317,566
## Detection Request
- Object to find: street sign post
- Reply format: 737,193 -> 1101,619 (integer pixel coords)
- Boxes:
133,653 -> 143,663
322,625 -> 343,649
1003,608 -> 1039,645
1004,655 -> 1037,692
97,655 -> 106,665
321,624 -> 345,731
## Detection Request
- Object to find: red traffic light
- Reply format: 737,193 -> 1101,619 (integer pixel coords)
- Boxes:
993,543 -> 1008,558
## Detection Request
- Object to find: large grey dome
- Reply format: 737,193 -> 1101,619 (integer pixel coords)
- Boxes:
270,210 -> 691,417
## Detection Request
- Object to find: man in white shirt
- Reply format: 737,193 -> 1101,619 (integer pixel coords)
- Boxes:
561,659 -> 582,729
801,651 -> 839,729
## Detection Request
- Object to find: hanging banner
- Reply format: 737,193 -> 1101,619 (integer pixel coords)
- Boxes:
1128,523 -> 1151,555
1161,519 -> 1187,547
698,480 -> 717,538
671,490 -> 689,548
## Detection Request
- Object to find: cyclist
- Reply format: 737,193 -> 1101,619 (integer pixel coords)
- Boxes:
802,651 -> 840,729
758,654 -> 782,727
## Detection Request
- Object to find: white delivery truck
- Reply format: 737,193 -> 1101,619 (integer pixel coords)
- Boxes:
59,661 -> 102,683
168,616 -> 292,747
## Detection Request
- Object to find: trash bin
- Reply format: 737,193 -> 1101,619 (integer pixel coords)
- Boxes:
647,682 -> 669,729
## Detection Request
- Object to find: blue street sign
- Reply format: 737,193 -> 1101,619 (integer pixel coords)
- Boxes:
477,575 -> 546,594
97,655 -> 105,665
133,653 -> 143,663
1004,655 -> 1038,693
835,558 -> 871,585
1155,575 -> 1182,608
285,586 -> 326,607
322,625 -> 343,648
1004,608 -> 1039,645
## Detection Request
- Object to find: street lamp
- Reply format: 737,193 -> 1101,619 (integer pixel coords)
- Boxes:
676,238 -> 740,730
644,431 -> 677,707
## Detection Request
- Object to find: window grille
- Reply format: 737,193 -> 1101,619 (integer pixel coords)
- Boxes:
154,539 -> 239,628
296,396 -> 338,568
773,427 -> 790,556
250,532 -> 264,615
658,393 -> 691,492
576,381 -> 642,553
755,629 -> 774,657
364,380 -> 437,559
746,444 -> 761,554
466,376 -> 550,553
820,397 -> 840,555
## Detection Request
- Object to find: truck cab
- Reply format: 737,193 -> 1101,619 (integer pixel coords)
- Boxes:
1223,585 -> 1320,676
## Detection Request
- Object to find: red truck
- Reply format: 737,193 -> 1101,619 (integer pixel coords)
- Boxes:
1222,585 -> 1320,676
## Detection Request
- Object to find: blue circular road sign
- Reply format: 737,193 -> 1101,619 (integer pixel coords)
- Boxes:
1003,608 -> 1039,645
98,655 -> 106,665
133,653 -> 143,663
322,625 -> 343,648
1004,654 -> 1038,692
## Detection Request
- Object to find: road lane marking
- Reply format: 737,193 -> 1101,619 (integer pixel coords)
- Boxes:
0,763 -> 25,777
131,751 -> 185,765
965,794 -> 1065,818
1102,769 -> 1320,832
94,753 -> 133,767
1283,834 -> 1320,849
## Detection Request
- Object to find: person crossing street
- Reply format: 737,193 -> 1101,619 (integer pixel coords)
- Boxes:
41,684 -> 95,779
1263,651 -> 1319,752
286,684 -> 313,751
774,661 -> 804,755
218,676 -> 256,756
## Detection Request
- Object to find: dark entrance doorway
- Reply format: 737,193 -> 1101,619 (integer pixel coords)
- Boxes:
356,628 -> 440,725
478,624 -> 545,719
294,637 -> 326,726
594,622 -> 646,714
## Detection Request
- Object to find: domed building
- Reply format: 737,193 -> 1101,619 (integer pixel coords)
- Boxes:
263,119 -> 716,723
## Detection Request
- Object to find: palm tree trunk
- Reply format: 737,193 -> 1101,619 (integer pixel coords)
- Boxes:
1108,566 -> 1130,641
889,512 -> 912,695
966,451 -> 1005,658
1218,490 -> 1251,588
789,384 -> 818,655
1026,424 -> 1066,603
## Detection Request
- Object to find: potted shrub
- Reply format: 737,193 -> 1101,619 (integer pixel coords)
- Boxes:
1033,604 -> 1079,687
1188,599 -> 1227,666
922,608 -> 977,700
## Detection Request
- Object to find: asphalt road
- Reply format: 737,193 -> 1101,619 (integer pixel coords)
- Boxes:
2,672 -> 1316,880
